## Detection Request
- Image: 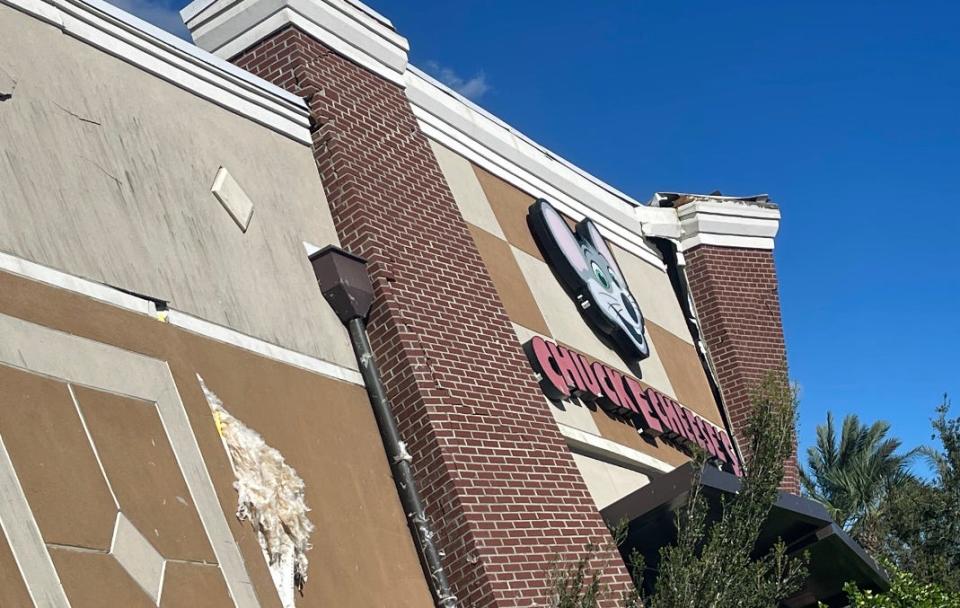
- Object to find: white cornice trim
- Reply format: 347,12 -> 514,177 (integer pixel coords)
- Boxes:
182,0 -> 409,87
680,233 -> 777,250
406,67 -> 671,270
2,0 -> 312,144
558,423 -> 674,475
0,250 -> 364,386
675,200 -> 781,251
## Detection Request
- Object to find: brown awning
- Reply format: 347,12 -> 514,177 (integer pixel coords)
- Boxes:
601,464 -> 888,608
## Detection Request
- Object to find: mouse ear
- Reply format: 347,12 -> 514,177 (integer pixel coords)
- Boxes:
577,219 -> 626,287
528,200 -> 589,288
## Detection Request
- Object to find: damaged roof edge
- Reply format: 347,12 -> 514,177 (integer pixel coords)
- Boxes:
651,191 -> 779,210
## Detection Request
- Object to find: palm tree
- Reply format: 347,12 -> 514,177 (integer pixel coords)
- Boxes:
800,412 -> 916,536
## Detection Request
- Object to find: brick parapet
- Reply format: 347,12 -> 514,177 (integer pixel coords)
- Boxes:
232,28 -> 632,607
683,245 -> 801,495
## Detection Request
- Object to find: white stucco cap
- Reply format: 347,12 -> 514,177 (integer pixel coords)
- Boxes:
180,0 -> 410,86
649,192 -> 782,251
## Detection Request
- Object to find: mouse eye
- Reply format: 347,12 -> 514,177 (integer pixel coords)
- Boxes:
608,268 -> 621,289
590,261 -> 610,289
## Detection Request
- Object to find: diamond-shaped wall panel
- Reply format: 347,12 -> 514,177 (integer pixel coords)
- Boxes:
111,512 -> 165,603
0,306 -> 260,607
211,166 -> 255,232
75,386 -> 215,563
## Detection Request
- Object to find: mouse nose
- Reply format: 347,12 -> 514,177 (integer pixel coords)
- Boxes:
621,293 -> 639,323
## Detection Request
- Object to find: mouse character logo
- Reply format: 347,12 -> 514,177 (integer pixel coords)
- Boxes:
528,199 -> 650,361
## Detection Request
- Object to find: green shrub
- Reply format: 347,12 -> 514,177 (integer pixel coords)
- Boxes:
842,568 -> 960,608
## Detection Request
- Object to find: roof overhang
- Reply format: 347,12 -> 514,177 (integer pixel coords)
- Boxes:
602,464 -> 888,607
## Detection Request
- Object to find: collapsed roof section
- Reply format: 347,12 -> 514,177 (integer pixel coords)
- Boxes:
650,191 -> 776,209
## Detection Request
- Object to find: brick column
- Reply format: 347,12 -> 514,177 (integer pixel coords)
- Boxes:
671,197 -> 800,494
186,5 -> 633,605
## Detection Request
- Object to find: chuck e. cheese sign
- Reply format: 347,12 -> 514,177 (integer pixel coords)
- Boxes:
524,200 -> 743,475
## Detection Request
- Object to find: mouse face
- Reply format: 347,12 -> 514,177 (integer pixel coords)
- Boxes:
528,199 -> 650,361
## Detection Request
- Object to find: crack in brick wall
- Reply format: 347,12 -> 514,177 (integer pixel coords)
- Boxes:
232,27 -> 633,607
683,245 -> 800,494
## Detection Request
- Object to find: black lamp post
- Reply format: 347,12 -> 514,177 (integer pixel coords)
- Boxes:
309,245 -> 457,608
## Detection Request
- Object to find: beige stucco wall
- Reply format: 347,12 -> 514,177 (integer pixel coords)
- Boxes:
571,452 -> 651,510
0,3 -> 355,370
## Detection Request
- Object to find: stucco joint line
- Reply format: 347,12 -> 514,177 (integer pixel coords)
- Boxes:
43,542 -> 108,554
67,383 -> 122,511
156,556 -> 168,606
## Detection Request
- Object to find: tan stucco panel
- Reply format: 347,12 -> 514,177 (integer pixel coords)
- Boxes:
589,407 -> 645,452
588,406 -> 689,468
430,140 -> 506,239
187,361 -> 434,608
511,322 -> 688,469
511,246 -> 608,362
0,269 -> 434,608
645,321 -> 723,426
473,165 -> 544,261
466,155 -> 699,413
0,365 -> 117,551
469,224 -> 552,337
512,245 -> 677,395
0,525 -> 32,608
49,548 -> 155,608
610,243 -> 693,343
511,323 -> 601,435
161,562 -> 234,608
0,4 -> 355,371
552,339 -> 690,468
75,386 -> 216,563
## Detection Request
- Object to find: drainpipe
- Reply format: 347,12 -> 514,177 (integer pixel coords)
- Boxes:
309,245 -> 458,608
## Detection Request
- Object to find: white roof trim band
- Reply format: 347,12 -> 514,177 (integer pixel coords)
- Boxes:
1,0 -> 312,144
406,67 -> 671,270
675,200 -> 781,252
181,0 -> 409,87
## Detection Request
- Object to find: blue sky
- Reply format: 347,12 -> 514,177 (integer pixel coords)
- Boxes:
134,0 -> 958,470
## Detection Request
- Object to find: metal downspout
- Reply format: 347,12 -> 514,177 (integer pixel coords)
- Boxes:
346,317 -> 458,608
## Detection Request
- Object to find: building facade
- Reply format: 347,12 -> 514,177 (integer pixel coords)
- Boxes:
0,0 -> 875,606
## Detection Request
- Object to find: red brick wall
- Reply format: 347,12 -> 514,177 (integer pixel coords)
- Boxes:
232,28 -> 633,607
683,245 -> 800,494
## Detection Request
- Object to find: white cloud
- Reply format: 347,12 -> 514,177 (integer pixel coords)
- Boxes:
425,61 -> 491,100
108,0 -> 191,40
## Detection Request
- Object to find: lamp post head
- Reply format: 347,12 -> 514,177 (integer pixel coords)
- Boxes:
309,245 -> 375,324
